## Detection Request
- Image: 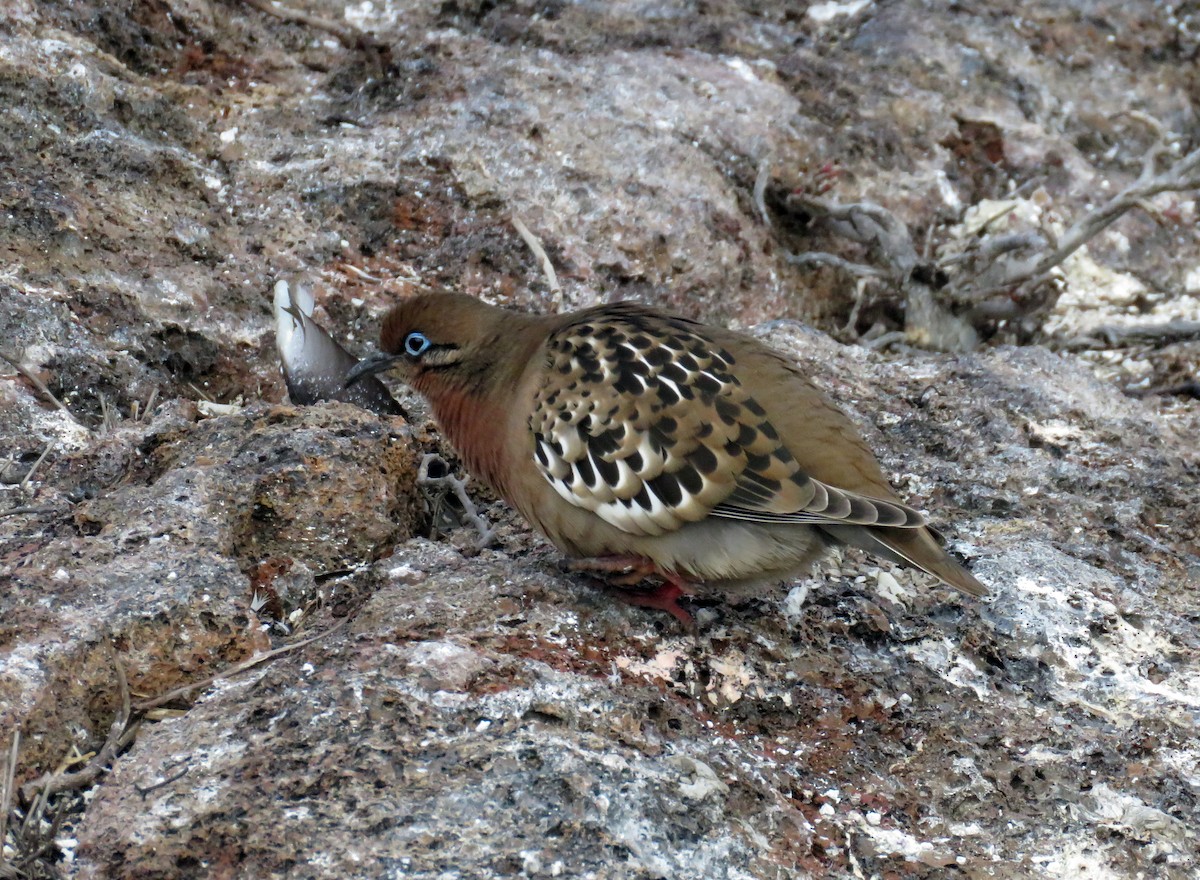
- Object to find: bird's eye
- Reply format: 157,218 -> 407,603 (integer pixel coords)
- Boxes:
404,332 -> 431,357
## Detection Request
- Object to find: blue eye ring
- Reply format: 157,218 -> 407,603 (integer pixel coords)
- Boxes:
404,332 -> 431,357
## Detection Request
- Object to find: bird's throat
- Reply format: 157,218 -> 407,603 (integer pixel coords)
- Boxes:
424,382 -> 519,499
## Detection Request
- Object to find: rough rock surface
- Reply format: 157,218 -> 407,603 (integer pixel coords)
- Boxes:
1,1 -> 1198,878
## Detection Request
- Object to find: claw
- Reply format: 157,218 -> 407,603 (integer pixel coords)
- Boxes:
564,556 -> 696,624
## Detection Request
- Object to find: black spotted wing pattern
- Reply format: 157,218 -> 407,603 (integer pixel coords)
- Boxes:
529,305 -> 924,537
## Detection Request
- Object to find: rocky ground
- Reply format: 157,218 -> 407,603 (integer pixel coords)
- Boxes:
2,1 -> 1198,878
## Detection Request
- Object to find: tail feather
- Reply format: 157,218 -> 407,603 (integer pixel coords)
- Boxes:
822,524 -> 988,598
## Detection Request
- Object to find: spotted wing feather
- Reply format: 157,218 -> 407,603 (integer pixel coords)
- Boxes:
529,305 -> 925,537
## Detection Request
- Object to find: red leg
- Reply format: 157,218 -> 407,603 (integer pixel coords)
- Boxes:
566,557 -> 662,583
563,556 -> 696,624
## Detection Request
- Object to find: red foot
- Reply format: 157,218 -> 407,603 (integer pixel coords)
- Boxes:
563,556 -> 696,624
611,579 -> 693,624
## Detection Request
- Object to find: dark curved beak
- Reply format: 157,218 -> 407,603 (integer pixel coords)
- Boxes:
344,351 -> 401,388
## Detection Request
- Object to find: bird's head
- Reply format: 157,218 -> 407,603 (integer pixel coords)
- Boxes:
345,292 -> 543,399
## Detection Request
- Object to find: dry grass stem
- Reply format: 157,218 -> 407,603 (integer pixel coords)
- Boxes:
0,352 -> 86,429
241,0 -> 387,53
133,617 -> 351,713
512,215 -> 562,311
18,448 -> 50,493
0,732 -> 18,875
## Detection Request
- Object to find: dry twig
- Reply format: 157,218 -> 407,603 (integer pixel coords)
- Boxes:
19,656 -> 134,803
772,122 -> 1199,350
862,330 -> 908,351
785,250 -> 888,279
133,763 -> 190,798
0,732 -> 18,877
0,351 -> 86,429
417,453 -> 497,550
0,506 -> 60,518
786,194 -> 919,273
964,145 -> 1200,302
241,0 -> 388,53
1056,320 -> 1200,351
18,447 -> 50,493
1124,378 -> 1200,399
11,776 -> 65,874
840,278 -> 874,339
134,617 -> 351,713
784,193 -> 978,351
513,215 -> 562,312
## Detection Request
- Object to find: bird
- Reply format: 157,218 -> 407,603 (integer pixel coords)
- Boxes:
346,292 -> 987,621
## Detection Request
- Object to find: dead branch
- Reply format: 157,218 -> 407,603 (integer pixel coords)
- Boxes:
787,193 -> 920,276
862,330 -> 908,351
417,453 -> 497,550
770,124 -> 1199,351
782,193 -> 977,351
841,277 -> 875,338
0,505 -> 61,518
19,656 -> 133,803
1125,378 -> 1200,399
1055,320 -> 1200,351
961,144 -> 1200,303
785,250 -> 888,279
940,231 -> 1047,268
